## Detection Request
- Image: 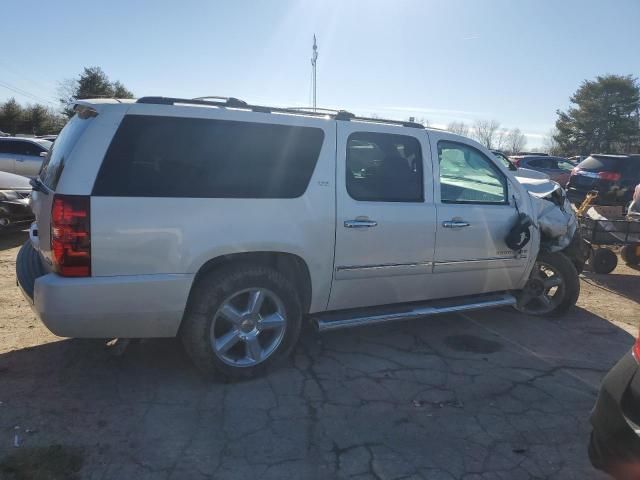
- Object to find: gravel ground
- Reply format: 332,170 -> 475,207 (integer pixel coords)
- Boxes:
0,230 -> 638,479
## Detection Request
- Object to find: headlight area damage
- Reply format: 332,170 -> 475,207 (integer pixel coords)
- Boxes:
525,179 -> 589,273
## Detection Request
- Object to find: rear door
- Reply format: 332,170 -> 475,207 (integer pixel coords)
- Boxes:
0,140 -> 18,174
329,123 -> 437,310
429,134 -> 529,299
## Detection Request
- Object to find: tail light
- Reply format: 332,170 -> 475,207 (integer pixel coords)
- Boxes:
511,158 -> 521,168
633,330 -> 640,363
51,194 -> 91,277
598,171 -> 621,182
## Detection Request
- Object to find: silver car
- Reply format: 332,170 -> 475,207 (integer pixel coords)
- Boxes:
0,137 -> 52,177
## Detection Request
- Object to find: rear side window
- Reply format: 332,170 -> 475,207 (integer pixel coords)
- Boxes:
346,132 -> 424,202
579,155 -> 623,172
93,115 -> 325,198
40,115 -> 92,189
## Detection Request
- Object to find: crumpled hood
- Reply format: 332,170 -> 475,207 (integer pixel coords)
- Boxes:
516,176 -> 562,198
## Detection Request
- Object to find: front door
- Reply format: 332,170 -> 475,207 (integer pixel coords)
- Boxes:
329,123 -> 437,311
430,136 -> 529,299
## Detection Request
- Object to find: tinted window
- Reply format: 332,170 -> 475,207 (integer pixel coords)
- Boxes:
19,141 -> 45,156
346,132 -> 423,202
526,158 -> 554,169
40,114 -> 93,189
93,115 -> 325,198
438,141 -> 507,204
0,141 -> 12,154
0,140 -> 32,155
579,155 -> 624,172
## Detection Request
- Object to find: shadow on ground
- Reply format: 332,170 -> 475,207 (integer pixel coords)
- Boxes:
0,230 -> 28,251
582,270 -> 640,303
0,305 -> 631,479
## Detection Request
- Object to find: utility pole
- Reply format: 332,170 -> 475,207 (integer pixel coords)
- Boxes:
311,35 -> 318,112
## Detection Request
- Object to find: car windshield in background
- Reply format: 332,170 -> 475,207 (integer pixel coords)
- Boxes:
34,139 -> 52,150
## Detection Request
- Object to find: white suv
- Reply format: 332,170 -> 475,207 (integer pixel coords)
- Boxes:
16,97 -> 580,379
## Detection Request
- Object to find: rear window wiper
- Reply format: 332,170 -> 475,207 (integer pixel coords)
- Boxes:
29,177 -> 49,195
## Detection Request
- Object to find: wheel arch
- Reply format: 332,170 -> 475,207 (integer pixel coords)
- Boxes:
186,251 -> 313,315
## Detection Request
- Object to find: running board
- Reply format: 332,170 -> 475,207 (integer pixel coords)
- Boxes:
313,293 -> 516,332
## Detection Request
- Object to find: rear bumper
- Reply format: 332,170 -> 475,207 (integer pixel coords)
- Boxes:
16,241 -> 193,338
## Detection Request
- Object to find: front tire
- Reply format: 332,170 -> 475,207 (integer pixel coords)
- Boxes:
514,251 -> 580,316
180,264 -> 302,380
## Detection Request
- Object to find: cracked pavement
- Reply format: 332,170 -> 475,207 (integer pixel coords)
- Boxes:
0,232 -> 638,479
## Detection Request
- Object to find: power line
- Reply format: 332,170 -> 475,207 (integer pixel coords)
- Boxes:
0,79 -> 57,107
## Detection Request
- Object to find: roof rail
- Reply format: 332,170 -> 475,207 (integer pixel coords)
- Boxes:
135,96 -> 424,128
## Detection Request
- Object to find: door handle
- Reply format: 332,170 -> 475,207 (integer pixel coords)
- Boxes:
442,220 -> 470,228
344,219 -> 378,228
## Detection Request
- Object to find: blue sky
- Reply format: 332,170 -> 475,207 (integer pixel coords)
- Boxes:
2,0 -> 638,147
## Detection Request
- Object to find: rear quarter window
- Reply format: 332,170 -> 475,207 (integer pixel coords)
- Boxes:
92,115 -> 325,198
40,115 -> 93,189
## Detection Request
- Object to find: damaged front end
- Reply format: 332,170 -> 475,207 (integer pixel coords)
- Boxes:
523,178 -> 589,273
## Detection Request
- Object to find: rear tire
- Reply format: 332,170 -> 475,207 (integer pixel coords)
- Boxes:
514,251 -> 579,316
180,264 -> 302,380
590,248 -> 618,274
620,244 -> 640,266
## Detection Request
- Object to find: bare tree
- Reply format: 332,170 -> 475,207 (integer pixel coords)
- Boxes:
494,128 -> 510,151
542,128 -> 561,155
505,128 -> 527,154
446,121 -> 469,137
471,119 -> 501,149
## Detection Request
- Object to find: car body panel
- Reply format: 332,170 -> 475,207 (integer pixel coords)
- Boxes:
0,138 -> 50,177
328,122 -> 437,310
21,98 -> 546,338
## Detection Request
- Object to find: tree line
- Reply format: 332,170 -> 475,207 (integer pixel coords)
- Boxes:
446,120 -> 528,154
0,67 -> 133,136
444,74 -> 639,156
1,68 -> 637,157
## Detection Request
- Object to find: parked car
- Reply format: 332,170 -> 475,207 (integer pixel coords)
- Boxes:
567,154 -> 640,206
510,155 -> 575,185
16,97 -> 580,379
0,130 -> 9,137
0,170 -> 33,229
38,135 -> 58,143
0,137 -> 51,177
492,150 -> 550,180
589,330 -> 640,478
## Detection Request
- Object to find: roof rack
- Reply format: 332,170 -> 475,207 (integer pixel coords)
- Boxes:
135,96 -> 424,128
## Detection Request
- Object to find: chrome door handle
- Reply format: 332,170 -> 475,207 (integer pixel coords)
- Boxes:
442,220 -> 470,228
344,219 -> 378,228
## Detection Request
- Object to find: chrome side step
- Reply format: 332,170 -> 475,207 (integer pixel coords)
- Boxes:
313,293 -> 516,332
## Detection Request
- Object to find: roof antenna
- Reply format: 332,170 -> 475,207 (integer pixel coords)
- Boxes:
311,35 -> 318,112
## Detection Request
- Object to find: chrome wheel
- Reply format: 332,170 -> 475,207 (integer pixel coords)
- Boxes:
210,288 -> 287,367
516,260 -> 566,315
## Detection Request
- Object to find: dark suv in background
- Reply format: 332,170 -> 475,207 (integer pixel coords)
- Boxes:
567,154 -> 640,206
